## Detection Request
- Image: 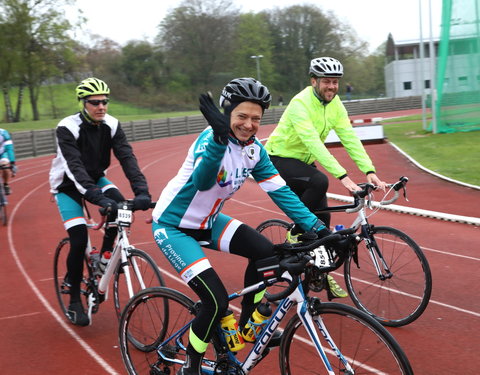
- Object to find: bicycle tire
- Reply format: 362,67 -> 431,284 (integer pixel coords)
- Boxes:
0,202 -> 6,226
256,218 -> 291,244
53,238 -> 96,319
112,248 -> 166,320
256,219 -> 294,303
0,184 -> 7,226
279,301 -> 413,375
119,287 -> 197,375
345,225 -> 432,327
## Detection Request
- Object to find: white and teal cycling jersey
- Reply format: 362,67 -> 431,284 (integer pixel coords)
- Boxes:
152,127 -> 319,232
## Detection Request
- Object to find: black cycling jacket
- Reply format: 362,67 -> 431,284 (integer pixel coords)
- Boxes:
49,112 -> 149,201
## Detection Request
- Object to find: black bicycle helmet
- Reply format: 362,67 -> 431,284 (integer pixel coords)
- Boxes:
309,57 -> 344,78
219,77 -> 271,110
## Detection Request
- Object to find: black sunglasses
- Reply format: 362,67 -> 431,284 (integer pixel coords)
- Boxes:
84,99 -> 109,106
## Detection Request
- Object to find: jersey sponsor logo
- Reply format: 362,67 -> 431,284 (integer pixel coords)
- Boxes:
245,146 -> 255,160
153,228 -> 169,245
216,167 -> 232,187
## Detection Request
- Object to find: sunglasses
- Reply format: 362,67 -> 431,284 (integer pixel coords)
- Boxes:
84,99 -> 109,106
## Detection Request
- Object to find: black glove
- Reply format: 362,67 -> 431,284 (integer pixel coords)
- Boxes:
133,193 -> 152,211
199,93 -> 230,145
85,186 -> 118,218
312,219 -> 332,239
98,197 -> 118,219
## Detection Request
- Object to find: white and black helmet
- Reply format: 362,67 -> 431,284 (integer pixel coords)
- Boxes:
219,77 -> 271,110
309,57 -> 344,78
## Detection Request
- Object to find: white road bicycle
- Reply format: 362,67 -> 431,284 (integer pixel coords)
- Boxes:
53,200 -> 165,325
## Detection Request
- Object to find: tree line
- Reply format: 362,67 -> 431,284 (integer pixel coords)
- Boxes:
0,0 -> 386,123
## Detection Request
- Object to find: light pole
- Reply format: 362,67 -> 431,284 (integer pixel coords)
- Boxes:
250,55 -> 263,81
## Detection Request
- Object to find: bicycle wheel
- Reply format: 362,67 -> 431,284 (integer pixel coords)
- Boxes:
0,185 -> 7,226
0,203 -> 6,226
256,219 -> 294,303
256,218 -> 291,244
53,238 -> 95,318
279,301 -> 413,375
345,225 -> 432,327
119,287 -> 195,375
113,248 -> 166,320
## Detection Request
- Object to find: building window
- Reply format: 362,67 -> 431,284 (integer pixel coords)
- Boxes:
425,80 -> 430,89
458,76 -> 468,86
403,81 -> 412,90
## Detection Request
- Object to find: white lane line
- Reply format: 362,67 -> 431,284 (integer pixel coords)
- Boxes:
0,312 -> 42,320
7,181 -> 119,375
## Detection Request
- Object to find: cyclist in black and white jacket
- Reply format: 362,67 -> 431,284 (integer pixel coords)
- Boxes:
49,77 -> 152,326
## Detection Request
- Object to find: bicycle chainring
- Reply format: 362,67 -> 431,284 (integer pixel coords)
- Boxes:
307,267 -> 327,292
213,359 -> 245,375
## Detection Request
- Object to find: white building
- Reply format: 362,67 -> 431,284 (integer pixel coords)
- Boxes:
384,34 -> 439,98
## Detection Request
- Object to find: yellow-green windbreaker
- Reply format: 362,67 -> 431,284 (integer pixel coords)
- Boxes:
265,86 -> 375,178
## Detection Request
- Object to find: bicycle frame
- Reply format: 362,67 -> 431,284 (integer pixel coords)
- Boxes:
316,195 -> 393,283
86,209 -> 149,321
155,273 -> 353,375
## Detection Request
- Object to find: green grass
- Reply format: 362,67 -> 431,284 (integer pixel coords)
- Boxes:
2,82 -> 479,186
383,117 -> 480,186
0,83 -> 201,132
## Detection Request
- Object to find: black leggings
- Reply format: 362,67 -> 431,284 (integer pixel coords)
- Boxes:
187,224 -> 274,351
270,156 -> 330,227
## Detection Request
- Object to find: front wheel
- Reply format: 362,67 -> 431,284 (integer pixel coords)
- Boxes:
279,301 -> 413,374
119,287 -> 195,375
113,248 -> 166,320
345,225 -> 432,327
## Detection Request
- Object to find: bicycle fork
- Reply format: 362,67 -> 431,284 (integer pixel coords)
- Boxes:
298,298 -> 354,375
361,225 -> 393,281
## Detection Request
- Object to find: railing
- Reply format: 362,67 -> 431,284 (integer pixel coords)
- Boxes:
11,96 -> 421,160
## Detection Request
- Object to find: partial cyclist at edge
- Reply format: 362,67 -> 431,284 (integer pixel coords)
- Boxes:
151,78 -> 342,375
265,57 -> 387,298
49,77 -> 152,326
0,127 -> 17,195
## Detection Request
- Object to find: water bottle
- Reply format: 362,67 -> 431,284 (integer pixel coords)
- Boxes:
98,251 -> 111,274
333,224 -> 345,232
241,303 -> 272,342
220,310 -> 245,352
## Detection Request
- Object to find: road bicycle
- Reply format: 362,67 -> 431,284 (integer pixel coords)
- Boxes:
256,176 -> 432,327
118,228 -> 413,374
53,199 -> 165,324
0,165 -> 13,226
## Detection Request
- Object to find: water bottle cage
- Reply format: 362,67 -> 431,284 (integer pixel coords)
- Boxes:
246,318 -> 268,340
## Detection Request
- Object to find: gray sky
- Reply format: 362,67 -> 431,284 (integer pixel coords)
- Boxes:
71,0 -> 442,52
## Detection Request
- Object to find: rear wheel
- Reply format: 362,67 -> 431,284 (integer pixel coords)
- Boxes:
256,219 -> 291,244
0,203 -> 6,226
256,219 -> 294,302
279,301 -> 413,374
53,238 -> 96,319
345,225 -> 432,327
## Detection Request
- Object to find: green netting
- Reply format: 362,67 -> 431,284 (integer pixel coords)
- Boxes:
434,0 -> 480,133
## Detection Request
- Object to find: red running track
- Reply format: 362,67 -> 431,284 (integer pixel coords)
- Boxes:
1,112 -> 479,374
